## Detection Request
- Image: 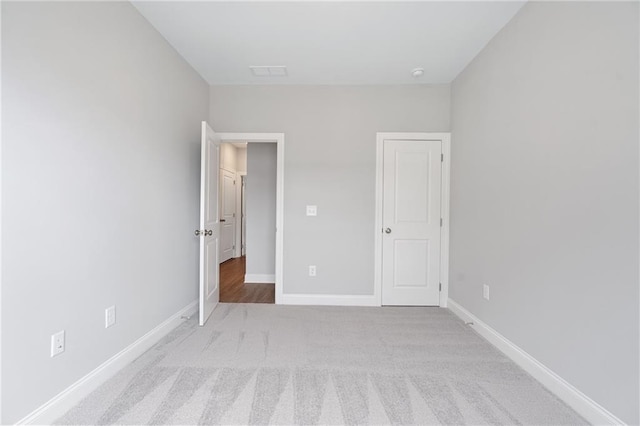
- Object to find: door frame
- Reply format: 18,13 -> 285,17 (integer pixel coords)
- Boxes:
217,133 -> 285,304
235,171 -> 247,258
374,132 -> 451,307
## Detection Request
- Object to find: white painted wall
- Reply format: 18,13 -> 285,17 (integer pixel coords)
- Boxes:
209,85 -> 450,295
236,147 -> 247,174
449,2 -> 639,424
245,144 -> 277,279
1,2 -> 208,423
220,143 -> 237,173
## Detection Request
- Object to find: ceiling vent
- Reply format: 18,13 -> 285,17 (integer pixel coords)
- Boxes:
250,66 -> 288,77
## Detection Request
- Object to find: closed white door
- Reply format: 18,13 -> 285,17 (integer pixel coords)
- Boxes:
382,140 -> 442,306
199,122 -> 220,326
219,169 -> 236,263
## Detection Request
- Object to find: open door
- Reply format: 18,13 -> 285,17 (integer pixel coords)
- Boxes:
198,121 -> 220,326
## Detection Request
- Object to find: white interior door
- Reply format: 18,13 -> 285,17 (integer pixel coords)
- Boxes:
382,140 -> 442,306
199,121 -> 220,326
219,169 -> 236,263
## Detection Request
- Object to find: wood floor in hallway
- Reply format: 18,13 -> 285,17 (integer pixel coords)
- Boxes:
220,256 -> 275,304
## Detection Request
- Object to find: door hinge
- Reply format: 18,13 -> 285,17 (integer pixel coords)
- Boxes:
234,180 -> 236,185
233,245 -> 235,250
440,218 -> 443,227
441,153 -> 444,162
233,213 -> 236,218
439,283 -> 442,291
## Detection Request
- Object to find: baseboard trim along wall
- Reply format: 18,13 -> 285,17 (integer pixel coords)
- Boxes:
447,299 -> 625,426
280,293 -> 378,306
16,300 -> 199,425
243,274 -> 275,284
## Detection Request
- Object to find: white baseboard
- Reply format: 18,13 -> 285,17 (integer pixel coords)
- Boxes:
447,299 -> 625,426
16,300 -> 198,425
280,293 -> 379,306
244,274 -> 275,284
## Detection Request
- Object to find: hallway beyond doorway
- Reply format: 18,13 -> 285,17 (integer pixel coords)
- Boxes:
220,256 -> 275,303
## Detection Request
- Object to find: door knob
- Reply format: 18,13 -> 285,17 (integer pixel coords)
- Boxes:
385,228 -> 392,234
220,219 -> 226,223
205,229 -> 213,236
195,230 -> 202,236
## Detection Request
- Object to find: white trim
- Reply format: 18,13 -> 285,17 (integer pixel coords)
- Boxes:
374,137 -> 384,307
447,299 -> 625,426
280,294 -> 378,307
234,171 -> 247,258
15,300 -> 198,425
439,136 -> 451,307
244,274 -> 275,284
374,132 -> 451,307
0,8 -> 4,418
216,133 -> 284,305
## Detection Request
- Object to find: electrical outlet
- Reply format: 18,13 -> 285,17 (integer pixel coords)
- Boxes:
306,205 -> 317,216
105,305 -> 116,328
308,265 -> 317,277
51,330 -> 65,357
483,284 -> 490,301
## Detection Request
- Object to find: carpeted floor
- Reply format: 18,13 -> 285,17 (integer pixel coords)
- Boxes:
56,304 -> 587,425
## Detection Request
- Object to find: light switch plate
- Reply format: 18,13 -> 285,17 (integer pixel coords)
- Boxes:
306,205 -> 317,216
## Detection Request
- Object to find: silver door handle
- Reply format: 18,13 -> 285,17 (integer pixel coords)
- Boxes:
385,228 -> 392,234
195,229 -> 202,236
205,229 -> 212,236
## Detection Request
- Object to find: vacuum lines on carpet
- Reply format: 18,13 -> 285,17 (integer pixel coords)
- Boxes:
57,304 -> 586,425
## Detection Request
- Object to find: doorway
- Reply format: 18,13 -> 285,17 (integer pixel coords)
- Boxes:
216,135 -> 284,304
374,132 -> 451,307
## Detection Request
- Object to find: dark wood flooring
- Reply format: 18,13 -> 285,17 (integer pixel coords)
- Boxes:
220,256 -> 275,304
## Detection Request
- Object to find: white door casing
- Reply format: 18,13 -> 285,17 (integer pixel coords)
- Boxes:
199,122 -> 220,326
235,171 -> 246,258
375,133 -> 450,307
241,175 -> 247,256
219,169 -> 236,263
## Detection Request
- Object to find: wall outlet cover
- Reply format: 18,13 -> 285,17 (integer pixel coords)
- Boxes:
105,306 -> 116,328
51,330 -> 65,357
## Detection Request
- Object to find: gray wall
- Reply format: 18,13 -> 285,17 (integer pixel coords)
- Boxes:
449,2 -> 639,423
209,85 -> 450,294
245,144 -> 277,278
1,2 -> 208,423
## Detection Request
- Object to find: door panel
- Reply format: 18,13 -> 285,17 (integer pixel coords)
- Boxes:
395,152 -> 430,223
382,140 -> 441,306
199,122 -> 220,326
205,238 -> 219,297
219,169 -> 236,263
394,239 -> 430,287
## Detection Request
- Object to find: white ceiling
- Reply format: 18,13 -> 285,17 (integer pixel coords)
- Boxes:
132,1 -> 526,85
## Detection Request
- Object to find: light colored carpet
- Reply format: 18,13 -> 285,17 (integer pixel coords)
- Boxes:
56,304 -> 586,425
